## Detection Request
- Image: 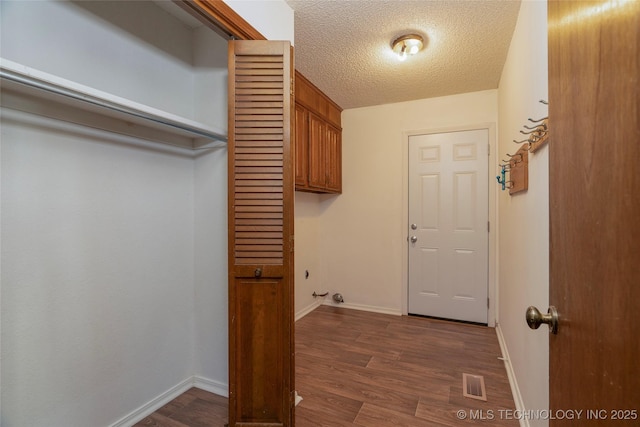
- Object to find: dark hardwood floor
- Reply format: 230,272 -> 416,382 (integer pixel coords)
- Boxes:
135,306 -> 518,426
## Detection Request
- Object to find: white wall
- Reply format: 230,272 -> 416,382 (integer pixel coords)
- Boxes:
319,90 -> 498,314
496,1 -> 549,425
293,192 -> 324,318
193,147 -> 228,390
224,0 -> 294,42
1,110 -> 197,427
192,26 -> 230,394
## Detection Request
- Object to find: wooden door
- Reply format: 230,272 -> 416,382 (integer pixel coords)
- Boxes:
548,1 -> 640,424
228,40 -> 295,427
408,130 -> 489,323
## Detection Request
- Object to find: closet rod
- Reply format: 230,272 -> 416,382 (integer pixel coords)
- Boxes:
0,69 -> 228,145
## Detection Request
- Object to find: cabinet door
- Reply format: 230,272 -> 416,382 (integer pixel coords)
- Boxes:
308,112 -> 327,189
228,40 -> 294,427
294,104 -> 308,188
326,124 -> 342,193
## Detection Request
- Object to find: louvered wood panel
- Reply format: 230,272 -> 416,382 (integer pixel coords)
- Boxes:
228,40 -> 294,427
233,51 -> 285,265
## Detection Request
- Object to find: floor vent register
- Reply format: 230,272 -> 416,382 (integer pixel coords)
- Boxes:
462,373 -> 487,401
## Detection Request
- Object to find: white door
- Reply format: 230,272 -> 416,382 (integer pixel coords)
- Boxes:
408,129 -> 489,323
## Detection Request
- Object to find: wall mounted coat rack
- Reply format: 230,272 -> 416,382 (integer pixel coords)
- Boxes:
498,99 -> 547,195
507,144 -> 529,194
497,144 -> 528,195
512,100 -> 549,153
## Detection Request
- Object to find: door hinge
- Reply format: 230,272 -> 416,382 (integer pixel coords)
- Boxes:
488,143 -> 491,156
487,298 -> 490,309
487,221 -> 490,232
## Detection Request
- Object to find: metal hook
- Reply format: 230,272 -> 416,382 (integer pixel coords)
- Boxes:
513,138 -> 529,144
520,128 -> 544,135
537,120 -> 549,131
539,99 -> 548,105
506,153 -> 523,161
523,123 -> 541,130
528,116 -> 548,123
497,172 -> 512,191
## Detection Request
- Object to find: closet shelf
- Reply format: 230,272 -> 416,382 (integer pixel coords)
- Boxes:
0,58 -> 227,148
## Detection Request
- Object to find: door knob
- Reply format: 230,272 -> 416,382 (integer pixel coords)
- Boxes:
410,236 -> 418,243
526,305 -> 558,334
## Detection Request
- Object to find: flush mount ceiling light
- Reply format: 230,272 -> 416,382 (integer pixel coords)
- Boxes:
392,34 -> 424,61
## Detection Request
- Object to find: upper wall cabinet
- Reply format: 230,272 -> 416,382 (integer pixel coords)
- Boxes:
294,71 -> 342,194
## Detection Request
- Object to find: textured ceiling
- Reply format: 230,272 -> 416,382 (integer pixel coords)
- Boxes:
286,0 -> 522,110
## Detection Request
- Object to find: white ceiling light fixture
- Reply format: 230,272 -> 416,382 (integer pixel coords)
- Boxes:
392,34 -> 424,61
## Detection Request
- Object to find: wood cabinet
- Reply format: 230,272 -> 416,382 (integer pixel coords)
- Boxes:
295,71 -> 342,194
325,123 -> 342,192
295,104 -> 309,187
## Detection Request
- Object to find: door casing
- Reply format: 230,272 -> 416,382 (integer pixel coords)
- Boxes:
402,123 -> 497,326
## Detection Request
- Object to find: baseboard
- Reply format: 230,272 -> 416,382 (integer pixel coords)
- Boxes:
322,300 -> 402,316
109,377 -> 194,427
193,376 -> 228,397
495,324 -> 529,427
110,303 -> 401,427
109,376 -> 228,427
295,299 -> 324,321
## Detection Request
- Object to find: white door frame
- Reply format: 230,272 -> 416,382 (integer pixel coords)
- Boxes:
401,123 -> 497,326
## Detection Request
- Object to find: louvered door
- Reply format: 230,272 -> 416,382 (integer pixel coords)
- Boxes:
228,40 -> 295,427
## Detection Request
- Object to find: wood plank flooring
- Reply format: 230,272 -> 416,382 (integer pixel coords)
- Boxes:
135,306 -> 518,426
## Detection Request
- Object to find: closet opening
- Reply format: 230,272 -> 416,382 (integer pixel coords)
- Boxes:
1,1 -> 294,426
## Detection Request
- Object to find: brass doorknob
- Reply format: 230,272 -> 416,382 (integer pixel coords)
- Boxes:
526,305 -> 559,334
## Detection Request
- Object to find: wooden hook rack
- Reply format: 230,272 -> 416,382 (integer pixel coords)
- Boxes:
507,144 -> 529,195
498,99 -> 547,195
512,100 -> 549,153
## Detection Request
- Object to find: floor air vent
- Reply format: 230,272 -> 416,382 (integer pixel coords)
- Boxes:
463,373 -> 487,401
